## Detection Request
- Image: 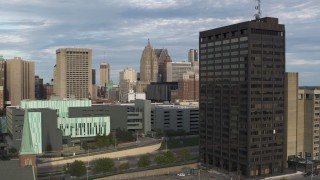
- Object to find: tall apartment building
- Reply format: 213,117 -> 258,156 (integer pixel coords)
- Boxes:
100,62 -> 110,87
6,57 -> 35,106
199,17 -> 285,177
53,48 -> 92,99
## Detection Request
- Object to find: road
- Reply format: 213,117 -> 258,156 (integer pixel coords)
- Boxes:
38,141 -> 199,179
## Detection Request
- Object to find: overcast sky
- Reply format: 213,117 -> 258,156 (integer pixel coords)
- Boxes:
0,0 -> 319,85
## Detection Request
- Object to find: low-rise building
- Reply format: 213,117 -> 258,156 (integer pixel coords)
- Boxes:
6,99 -> 110,151
151,104 -> 199,134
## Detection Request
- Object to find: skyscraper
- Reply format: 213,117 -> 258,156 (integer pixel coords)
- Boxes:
140,40 -> 158,82
188,49 -> 198,65
199,17 -> 285,177
35,75 -> 44,100
0,56 -> 5,109
53,48 -> 92,99
100,63 -> 110,87
119,67 -> 137,99
6,57 -> 35,106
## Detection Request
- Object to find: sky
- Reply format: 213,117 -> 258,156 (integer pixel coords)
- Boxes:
0,0 -> 319,85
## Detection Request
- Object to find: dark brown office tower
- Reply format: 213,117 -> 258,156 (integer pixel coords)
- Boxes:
199,17 -> 285,177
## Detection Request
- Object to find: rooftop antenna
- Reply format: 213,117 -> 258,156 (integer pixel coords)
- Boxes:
254,0 -> 262,20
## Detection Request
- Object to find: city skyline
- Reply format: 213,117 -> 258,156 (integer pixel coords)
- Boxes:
0,0 -> 319,85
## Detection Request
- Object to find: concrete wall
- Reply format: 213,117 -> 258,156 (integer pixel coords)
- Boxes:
97,163 -> 199,180
38,142 -> 161,167
284,72 -> 298,158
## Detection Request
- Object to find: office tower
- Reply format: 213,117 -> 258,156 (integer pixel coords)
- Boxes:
44,83 -> 53,99
166,62 -> 194,82
92,69 -> 96,85
188,49 -> 198,65
53,48 -> 92,99
35,75 -> 44,100
173,72 -> 199,102
100,63 -> 110,87
0,56 -> 5,109
199,17 -> 285,177
154,48 -> 171,82
140,40 -> 158,82
119,67 -> 137,100
6,57 -> 35,106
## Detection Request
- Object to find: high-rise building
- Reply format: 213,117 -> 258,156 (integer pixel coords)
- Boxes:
6,57 -> 35,106
119,67 -> 137,100
284,73 -> 303,161
188,49 -> 198,65
100,63 -> 110,87
298,88 -> 320,160
53,48 -> 92,99
35,75 -> 44,100
140,40 -> 158,82
0,56 -> 5,110
166,62 -> 194,82
199,17 -> 285,177
171,71 -> 199,102
154,48 -> 171,82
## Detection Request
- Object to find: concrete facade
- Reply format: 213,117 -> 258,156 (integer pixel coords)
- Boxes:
151,104 -> 199,134
298,89 -> 320,159
166,61 -> 194,82
100,63 -> 110,87
6,57 -> 35,106
53,48 -> 92,99
6,107 -> 63,152
284,73 -> 301,159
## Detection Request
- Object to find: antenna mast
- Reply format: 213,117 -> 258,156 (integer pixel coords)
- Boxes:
254,0 -> 261,20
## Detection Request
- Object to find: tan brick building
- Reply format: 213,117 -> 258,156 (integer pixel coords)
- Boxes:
6,57 -> 35,106
53,48 -> 92,99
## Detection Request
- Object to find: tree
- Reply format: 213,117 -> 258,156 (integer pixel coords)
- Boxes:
178,149 -> 192,162
94,158 -> 115,173
155,151 -> 176,165
138,155 -> 151,167
68,160 -> 86,177
94,134 -> 114,148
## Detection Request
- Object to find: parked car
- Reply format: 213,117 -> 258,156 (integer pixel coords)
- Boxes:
177,173 -> 186,177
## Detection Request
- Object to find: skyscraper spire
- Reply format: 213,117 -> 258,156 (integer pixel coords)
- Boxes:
148,38 -> 151,46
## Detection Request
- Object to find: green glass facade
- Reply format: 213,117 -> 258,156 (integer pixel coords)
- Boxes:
20,99 -> 110,138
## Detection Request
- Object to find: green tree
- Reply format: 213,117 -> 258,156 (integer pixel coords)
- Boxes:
68,160 -> 86,177
155,151 -> 176,165
138,155 -> 151,167
94,158 -> 115,173
178,149 -> 192,162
